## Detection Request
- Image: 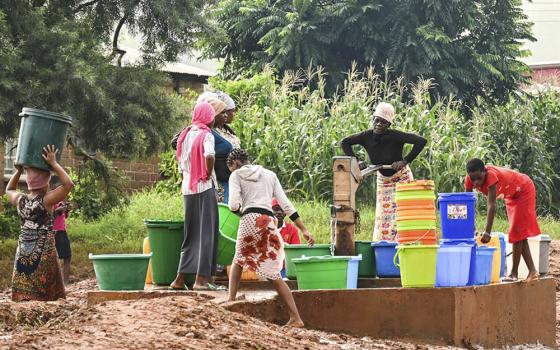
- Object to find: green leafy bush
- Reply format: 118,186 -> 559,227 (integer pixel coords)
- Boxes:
69,158 -> 130,221
155,150 -> 182,194
0,195 -> 19,239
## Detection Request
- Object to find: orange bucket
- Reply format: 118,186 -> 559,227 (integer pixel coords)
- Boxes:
397,180 -> 435,188
398,236 -> 438,245
396,207 -> 436,216
397,229 -> 438,245
396,214 -> 437,221
395,185 -> 435,191
226,265 -> 259,281
396,199 -> 436,208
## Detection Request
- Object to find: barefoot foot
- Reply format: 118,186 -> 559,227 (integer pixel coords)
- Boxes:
524,272 -> 539,282
285,319 -> 305,328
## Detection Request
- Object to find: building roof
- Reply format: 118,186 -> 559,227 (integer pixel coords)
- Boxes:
521,0 -> 560,67
118,28 -> 219,77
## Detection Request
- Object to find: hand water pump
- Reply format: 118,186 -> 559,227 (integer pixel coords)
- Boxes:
331,156 -> 391,255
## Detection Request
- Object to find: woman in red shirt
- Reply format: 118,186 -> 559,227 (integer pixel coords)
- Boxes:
465,158 -> 540,281
272,198 -> 301,245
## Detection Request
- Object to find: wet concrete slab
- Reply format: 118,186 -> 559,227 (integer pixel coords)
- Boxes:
225,278 -> 557,348
86,278 -> 400,305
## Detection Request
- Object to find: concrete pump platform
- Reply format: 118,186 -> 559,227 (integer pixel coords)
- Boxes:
225,278 -> 556,348
87,278 -> 556,348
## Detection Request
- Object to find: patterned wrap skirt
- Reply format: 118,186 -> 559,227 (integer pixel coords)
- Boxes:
12,230 -> 65,301
373,166 -> 414,242
233,213 -> 285,280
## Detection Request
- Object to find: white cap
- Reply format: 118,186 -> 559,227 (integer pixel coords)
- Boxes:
197,91 -> 235,111
373,102 -> 395,123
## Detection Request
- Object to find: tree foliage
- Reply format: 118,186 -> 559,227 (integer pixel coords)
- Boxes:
0,1 -> 205,157
203,0 -> 534,105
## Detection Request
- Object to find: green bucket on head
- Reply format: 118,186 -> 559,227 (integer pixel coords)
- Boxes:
355,241 -> 376,277
394,245 -> 438,288
144,220 -> 184,285
89,253 -> 151,291
15,108 -> 72,171
284,244 -> 331,279
217,204 -> 240,266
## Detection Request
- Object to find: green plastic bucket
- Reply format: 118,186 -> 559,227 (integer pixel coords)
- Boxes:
217,231 -> 236,266
144,220 -> 184,285
218,203 -> 240,238
89,253 -> 151,290
284,244 -> 331,279
293,255 -> 361,290
396,220 -> 437,231
15,108 -> 72,171
355,241 -> 376,277
217,204 -> 240,266
394,245 -> 438,288
395,192 -> 436,201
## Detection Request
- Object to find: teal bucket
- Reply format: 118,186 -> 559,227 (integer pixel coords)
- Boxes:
90,253 -> 151,291
15,108 -> 72,171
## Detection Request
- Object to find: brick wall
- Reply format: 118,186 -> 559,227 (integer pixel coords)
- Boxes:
531,67 -> 560,86
1,143 -> 161,195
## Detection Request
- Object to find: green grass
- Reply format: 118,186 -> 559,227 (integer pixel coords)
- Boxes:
1,191 -> 559,290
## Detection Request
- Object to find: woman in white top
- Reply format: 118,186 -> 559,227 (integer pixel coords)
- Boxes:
170,99 -> 227,291
227,149 -> 315,327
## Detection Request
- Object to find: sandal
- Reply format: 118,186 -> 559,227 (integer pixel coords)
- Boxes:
193,283 -> 227,291
168,284 -> 189,291
501,276 -> 518,283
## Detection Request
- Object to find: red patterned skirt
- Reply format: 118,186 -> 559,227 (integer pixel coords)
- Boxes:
233,213 -> 285,280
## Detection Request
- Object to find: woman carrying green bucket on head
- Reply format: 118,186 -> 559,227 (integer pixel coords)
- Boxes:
6,145 -> 74,301
341,102 -> 427,242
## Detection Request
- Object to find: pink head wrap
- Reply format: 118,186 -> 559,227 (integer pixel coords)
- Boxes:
175,102 -> 216,192
26,167 -> 51,191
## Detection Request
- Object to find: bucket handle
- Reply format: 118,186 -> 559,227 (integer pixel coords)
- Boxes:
393,249 -> 400,268
396,229 -> 433,245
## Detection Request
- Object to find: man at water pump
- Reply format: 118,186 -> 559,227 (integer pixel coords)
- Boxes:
340,102 -> 427,242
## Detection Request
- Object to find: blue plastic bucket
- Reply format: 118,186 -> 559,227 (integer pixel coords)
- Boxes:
474,246 -> 496,285
371,241 -> 400,277
436,244 -> 472,287
440,238 -> 476,285
438,192 -> 476,240
498,233 -> 506,277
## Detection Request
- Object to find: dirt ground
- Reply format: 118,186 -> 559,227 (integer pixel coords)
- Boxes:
0,242 -> 559,350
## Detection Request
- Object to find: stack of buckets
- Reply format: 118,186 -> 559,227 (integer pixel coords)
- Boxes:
395,180 -> 438,245
437,193 -> 501,287
393,180 -> 438,288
